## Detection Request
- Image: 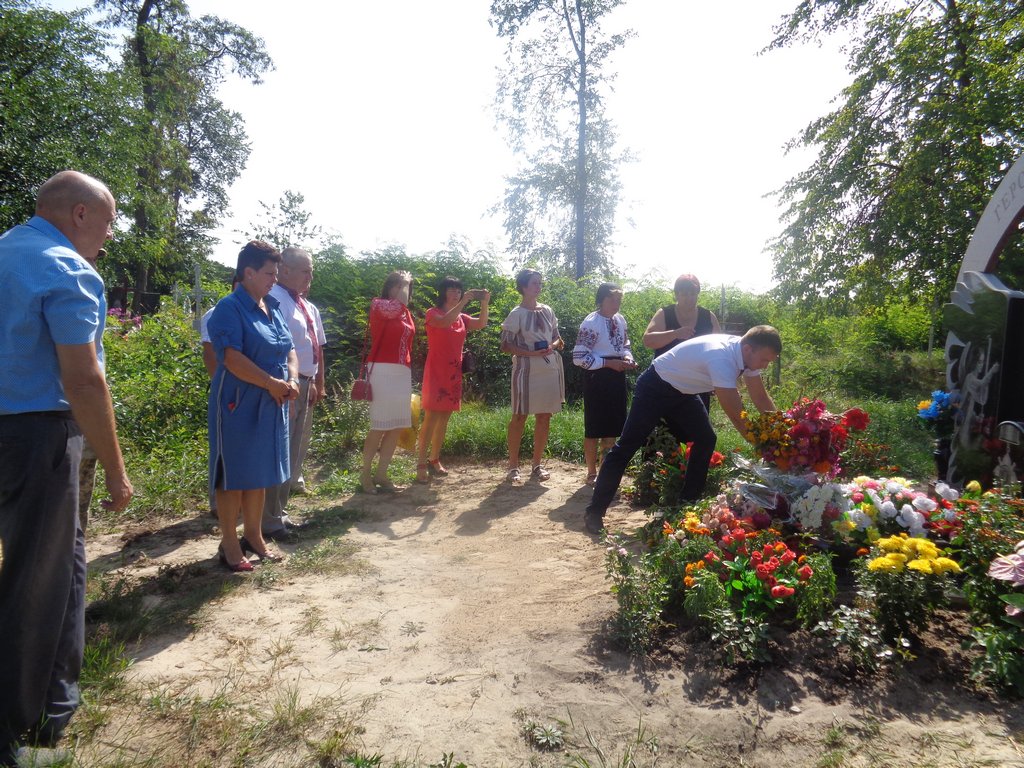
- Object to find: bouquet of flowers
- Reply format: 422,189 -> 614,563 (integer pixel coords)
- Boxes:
835,476 -> 961,546
917,390 -> 958,438
744,399 -> 870,478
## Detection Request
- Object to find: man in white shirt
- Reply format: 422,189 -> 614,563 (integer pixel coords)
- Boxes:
261,247 -> 327,540
584,325 -> 781,535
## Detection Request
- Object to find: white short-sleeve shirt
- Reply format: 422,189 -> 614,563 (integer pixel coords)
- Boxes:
652,334 -> 764,394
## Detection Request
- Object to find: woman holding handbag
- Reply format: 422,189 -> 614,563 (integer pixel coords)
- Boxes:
415,276 -> 490,483
359,270 -> 416,494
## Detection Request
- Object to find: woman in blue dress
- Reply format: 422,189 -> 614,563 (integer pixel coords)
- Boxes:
208,241 -> 299,571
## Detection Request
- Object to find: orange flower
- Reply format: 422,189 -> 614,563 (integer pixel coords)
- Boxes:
684,576 -> 696,588
662,521 -> 675,535
856,547 -> 870,557
813,460 -> 832,474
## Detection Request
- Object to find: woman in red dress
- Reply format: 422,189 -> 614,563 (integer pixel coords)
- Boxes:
415,276 -> 490,483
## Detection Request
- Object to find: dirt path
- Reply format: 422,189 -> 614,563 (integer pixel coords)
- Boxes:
85,459 -> 1024,767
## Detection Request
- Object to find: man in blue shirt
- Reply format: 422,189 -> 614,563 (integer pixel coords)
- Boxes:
0,170 -> 133,766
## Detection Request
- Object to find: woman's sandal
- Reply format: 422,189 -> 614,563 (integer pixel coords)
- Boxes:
506,467 -> 522,484
217,544 -> 254,572
585,472 -> 598,486
375,478 -> 398,493
360,474 -> 378,495
427,459 -> 449,477
240,536 -> 284,563
531,465 -> 550,481
415,463 -> 431,484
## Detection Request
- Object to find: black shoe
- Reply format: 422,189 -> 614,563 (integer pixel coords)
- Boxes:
263,527 -> 299,543
584,510 -> 605,535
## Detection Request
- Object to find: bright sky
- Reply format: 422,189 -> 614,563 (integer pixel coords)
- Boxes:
56,0 -> 850,293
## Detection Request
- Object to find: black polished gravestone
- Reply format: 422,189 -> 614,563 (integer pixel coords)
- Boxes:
943,272 -> 1024,486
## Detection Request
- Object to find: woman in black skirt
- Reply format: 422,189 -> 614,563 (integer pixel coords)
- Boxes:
572,283 -> 637,485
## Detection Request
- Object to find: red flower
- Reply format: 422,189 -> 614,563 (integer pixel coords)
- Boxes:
797,565 -> 814,580
750,550 -> 763,564
771,584 -> 795,598
731,528 -> 746,541
721,534 -> 734,548
755,564 -> 770,579
780,550 -> 795,565
841,408 -> 870,431
703,551 -> 719,564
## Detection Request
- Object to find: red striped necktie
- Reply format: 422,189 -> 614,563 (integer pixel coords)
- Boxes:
287,289 -> 320,366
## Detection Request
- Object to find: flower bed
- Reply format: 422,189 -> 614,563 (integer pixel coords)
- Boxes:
605,399 -> 1024,696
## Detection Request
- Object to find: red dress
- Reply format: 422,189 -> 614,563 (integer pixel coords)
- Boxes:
422,307 -> 470,412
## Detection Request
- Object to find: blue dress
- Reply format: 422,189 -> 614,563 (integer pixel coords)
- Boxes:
208,286 -> 294,491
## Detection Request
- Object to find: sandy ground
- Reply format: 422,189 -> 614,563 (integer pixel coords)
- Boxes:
84,458 -> 1024,767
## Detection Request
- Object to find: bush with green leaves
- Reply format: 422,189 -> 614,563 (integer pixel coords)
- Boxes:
604,537 -> 669,654
951,491 -> 1024,624
102,299 -> 209,520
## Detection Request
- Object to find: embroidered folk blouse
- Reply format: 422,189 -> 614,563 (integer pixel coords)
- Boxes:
572,310 -> 634,371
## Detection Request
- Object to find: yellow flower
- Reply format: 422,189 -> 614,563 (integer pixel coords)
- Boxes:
868,557 -> 899,573
965,480 -> 981,493
907,559 -> 934,574
877,536 -> 904,553
933,557 -> 961,575
917,400 -> 932,410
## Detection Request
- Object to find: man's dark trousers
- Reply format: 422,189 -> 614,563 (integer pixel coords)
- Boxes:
0,412 -> 86,763
587,366 -> 717,518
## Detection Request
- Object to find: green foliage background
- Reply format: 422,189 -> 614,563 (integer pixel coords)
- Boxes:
96,246 -> 941,524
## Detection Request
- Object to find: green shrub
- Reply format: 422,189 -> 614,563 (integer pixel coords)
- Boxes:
103,300 -> 209,522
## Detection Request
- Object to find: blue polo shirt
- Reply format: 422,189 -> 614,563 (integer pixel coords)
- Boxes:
0,216 -> 105,414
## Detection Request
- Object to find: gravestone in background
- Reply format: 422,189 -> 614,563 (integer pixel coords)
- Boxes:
945,152 -> 1024,486
943,272 -> 1024,485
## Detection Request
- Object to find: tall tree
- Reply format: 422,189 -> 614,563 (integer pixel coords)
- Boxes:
768,1 -> 1024,310
242,190 -> 324,251
97,0 -> 272,310
0,0 -> 140,231
491,0 -> 632,279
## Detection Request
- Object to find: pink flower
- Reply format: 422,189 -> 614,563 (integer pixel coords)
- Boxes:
988,553 -> 1024,587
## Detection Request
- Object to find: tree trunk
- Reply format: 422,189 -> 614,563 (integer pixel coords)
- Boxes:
574,4 -> 587,280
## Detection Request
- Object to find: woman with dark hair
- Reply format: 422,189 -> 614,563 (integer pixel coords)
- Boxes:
500,269 -> 565,483
208,241 -> 299,571
415,276 -> 490,483
573,282 -> 637,485
360,270 -> 416,494
642,273 -> 720,410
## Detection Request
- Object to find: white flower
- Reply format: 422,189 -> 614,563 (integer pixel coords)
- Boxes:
935,482 -> 960,502
943,508 -> 957,522
849,509 -> 873,530
912,496 -> 938,512
896,505 -> 927,537
867,489 -> 884,513
885,480 -> 905,495
880,500 -> 898,519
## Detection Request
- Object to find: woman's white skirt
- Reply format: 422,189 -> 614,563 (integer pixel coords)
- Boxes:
368,363 -> 412,430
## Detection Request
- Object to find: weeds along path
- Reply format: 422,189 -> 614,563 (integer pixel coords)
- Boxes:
84,458 -> 1024,767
